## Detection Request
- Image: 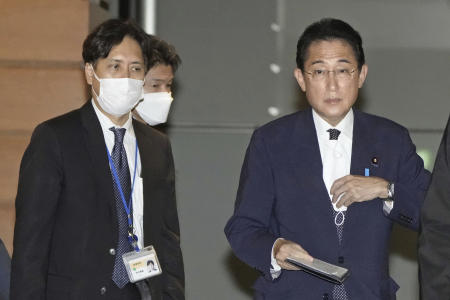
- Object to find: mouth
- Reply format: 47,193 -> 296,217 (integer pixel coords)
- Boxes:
325,98 -> 342,104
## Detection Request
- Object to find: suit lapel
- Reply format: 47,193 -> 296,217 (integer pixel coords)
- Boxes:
345,110 -> 379,238
288,109 -> 336,221
349,110 -> 374,178
80,102 -> 117,241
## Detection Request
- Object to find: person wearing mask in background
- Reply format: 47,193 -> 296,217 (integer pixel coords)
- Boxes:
419,115 -> 450,299
134,35 -> 181,126
11,19 -> 184,300
225,18 -> 430,300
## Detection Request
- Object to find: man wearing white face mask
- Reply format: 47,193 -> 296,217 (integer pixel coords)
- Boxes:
133,35 -> 181,126
11,19 -> 184,300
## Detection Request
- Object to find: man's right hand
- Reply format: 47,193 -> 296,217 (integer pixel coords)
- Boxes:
273,238 -> 314,270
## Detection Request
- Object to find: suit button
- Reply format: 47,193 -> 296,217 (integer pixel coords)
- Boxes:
100,286 -> 107,295
338,256 -> 344,264
323,293 -> 329,300
109,248 -> 116,255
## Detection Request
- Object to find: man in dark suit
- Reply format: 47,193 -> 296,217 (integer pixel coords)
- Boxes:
418,115 -> 450,299
11,19 -> 184,300
225,18 -> 430,300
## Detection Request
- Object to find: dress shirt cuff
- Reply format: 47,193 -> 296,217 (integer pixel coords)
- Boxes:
270,238 -> 283,279
383,200 -> 394,215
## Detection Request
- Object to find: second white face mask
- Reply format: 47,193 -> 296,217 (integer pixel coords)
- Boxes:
91,68 -> 144,117
135,92 -> 174,126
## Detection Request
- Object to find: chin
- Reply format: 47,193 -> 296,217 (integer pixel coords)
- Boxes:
323,108 -> 346,117
319,109 -> 347,123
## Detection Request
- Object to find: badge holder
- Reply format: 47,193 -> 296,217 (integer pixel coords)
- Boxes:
122,245 -> 162,283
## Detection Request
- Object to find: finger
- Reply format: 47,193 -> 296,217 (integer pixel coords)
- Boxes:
336,192 -> 353,208
332,191 -> 344,204
290,248 -> 314,263
278,260 -> 301,270
330,175 -> 352,195
330,179 -> 344,195
335,190 -> 351,207
275,240 -> 314,266
277,245 -> 302,260
275,243 -> 300,261
332,184 -> 349,203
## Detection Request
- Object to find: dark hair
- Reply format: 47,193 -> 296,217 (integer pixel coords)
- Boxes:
82,19 -> 148,70
145,34 -> 181,72
296,18 -> 365,71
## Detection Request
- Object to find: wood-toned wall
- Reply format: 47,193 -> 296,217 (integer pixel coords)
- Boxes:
0,0 -> 90,254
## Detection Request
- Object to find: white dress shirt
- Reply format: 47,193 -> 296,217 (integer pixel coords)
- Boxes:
270,108 -> 393,279
92,100 -> 144,249
313,108 -> 353,211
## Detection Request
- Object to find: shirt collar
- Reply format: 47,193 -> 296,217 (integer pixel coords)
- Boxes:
312,108 -> 354,141
91,99 -> 133,132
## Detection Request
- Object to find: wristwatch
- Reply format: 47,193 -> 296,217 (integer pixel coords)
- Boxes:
386,182 -> 395,201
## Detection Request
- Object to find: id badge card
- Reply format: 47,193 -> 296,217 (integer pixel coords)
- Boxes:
122,245 -> 162,283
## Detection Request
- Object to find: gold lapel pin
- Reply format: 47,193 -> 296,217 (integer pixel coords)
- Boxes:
371,157 -> 379,166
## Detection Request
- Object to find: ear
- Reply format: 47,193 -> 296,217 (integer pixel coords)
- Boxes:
294,68 -> 307,92
358,64 -> 368,88
84,63 -> 93,85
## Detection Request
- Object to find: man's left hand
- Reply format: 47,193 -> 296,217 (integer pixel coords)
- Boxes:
330,175 -> 389,208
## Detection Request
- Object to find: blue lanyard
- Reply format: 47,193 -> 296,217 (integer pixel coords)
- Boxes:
106,139 -> 139,251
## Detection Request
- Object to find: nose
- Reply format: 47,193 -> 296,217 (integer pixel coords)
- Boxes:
326,71 -> 338,91
115,68 -> 131,79
126,68 -> 133,79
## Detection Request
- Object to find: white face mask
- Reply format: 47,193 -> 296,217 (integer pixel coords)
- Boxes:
135,92 -> 174,125
91,67 -> 144,117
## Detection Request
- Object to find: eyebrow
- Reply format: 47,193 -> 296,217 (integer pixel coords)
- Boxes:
150,78 -> 173,82
337,59 -> 352,64
310,60 -> 324,65
107,58 -> 144,65
310,58 -> 352,65
106,58 -> 121,64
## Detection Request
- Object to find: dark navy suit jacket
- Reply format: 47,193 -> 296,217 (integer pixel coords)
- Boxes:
225,108 -> 430,300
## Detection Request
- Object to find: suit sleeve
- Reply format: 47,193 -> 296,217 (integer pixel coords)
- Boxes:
224,129 -> 278,280
10,123 -> 63,300
385,127 -> 430,231
160,138 -> 185,300
418,116 -> 450,299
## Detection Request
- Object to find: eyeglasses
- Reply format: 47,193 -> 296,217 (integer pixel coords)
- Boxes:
304,68 -> 356,81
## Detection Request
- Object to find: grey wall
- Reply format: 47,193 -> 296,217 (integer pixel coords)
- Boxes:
157,1 -> 450,299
